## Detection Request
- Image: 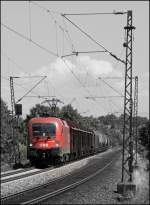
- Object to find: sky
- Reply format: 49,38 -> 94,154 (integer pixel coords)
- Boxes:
1,1 -> 149,119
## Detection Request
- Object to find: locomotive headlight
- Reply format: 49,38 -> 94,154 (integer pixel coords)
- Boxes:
55,140 -> 60,147
29,143 -> 32,147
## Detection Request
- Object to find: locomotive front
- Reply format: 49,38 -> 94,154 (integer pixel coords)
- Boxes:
27,117 -> 63,165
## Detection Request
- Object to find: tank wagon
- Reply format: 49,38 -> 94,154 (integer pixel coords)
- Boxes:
27,117 -> 110,166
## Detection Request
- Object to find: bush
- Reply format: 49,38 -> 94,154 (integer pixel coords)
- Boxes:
19,143 -> 27,162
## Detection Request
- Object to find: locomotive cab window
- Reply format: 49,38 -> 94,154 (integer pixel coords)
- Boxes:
32,123 -> 56,138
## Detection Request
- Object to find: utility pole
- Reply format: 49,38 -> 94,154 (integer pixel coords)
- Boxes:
10,76 -> 21,165
10,77 -> 16,164
117,10 -> 136,196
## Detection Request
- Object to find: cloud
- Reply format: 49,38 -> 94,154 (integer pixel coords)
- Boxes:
32,55 -> 122,99
76,55 -> 113,76
36,56 -> 114,83
12,56 -> 124,117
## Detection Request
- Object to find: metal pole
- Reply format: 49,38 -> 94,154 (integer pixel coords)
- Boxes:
133,76 -> 138,164
10,76 -> 21,165
10,77 -> 16,164
121,10 -> 136,182
135,77 -> 138,163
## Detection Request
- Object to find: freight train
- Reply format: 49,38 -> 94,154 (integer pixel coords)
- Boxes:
27,117 -> 110,166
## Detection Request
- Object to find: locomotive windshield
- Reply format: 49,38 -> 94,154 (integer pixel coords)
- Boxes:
32,123 -> 56,138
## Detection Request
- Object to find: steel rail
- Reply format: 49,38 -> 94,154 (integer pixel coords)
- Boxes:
1,168 -> 79,204
1,147 -> 111,204
1,166 -> 54,184
1,147 -> 107,184
21,158 -> 115,204
1,167 -> 34,178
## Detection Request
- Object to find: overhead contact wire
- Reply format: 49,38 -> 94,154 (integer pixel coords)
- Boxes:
16,76 -> 47,103
61,58 -> 107,113
2,52 -> 65,103
28,1 -> 32,40
1,23 -> 58,57
31,1 -> 61,15
31,1 -> 76,54
55,20 -> 59,56
63,11 -> 126,15
63,18 -> 76,52
2,76 -> 41,97
62,15 -> 125,64
98,77 -> 123,96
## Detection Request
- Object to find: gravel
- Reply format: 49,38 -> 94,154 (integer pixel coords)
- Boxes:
3,148 -> 148,204
42,154 -> 149,204
1,148 -> 115,198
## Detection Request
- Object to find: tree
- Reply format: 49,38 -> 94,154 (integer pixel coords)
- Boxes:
59,104 -> 81,123
1,98 -> 14,164
138,121 -> 150,159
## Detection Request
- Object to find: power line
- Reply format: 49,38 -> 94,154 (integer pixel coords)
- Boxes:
31,1 -> 61,15
85,96 -> 124,99
61,50 -> 106,58
1,23 -> 58,57
109,99 -> 123,112
28,1 -> 32,40
99,77 -> 124,79
16,76 -> 47,103
31,2 -> 125,65
61,58 -> 93,96
63,11 -> 127,16
61,58 -> 108,113
62,17 -> 76,53
2,4 -> 125,116
31,1 -> 76,55
1,75 -> 39,96
54,19 -> 59,56
113,47 -> 125,70
24,95 -> 55,98
2,51 -> 66,102
2,53 -> 51,100
2,51 -> 30,75
98,77 -> 123,96
14,76 -> 46,78
96,75 -> 124,112
2,8 -> 100,113
62,15 -> 125,64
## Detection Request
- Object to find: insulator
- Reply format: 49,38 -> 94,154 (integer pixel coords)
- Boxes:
123,42 -> 127,47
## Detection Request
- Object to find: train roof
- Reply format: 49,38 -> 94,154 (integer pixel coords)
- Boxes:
28,117 -> 93,134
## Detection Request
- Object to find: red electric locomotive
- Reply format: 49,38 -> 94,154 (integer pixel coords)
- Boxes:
27,117 -> 110,166
27,117 -> 95,166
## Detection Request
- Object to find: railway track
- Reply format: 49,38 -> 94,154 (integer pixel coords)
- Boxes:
1,167 -> 34,178
1,154 -> 92,184
1,149 -> 120,204
1,166 -> 54,184
1,147 -> 108,184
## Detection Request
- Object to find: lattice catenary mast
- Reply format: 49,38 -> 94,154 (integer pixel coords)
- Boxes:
117,10 -> 136,195
133,76 -> 138,165
10,76 -> 20,164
